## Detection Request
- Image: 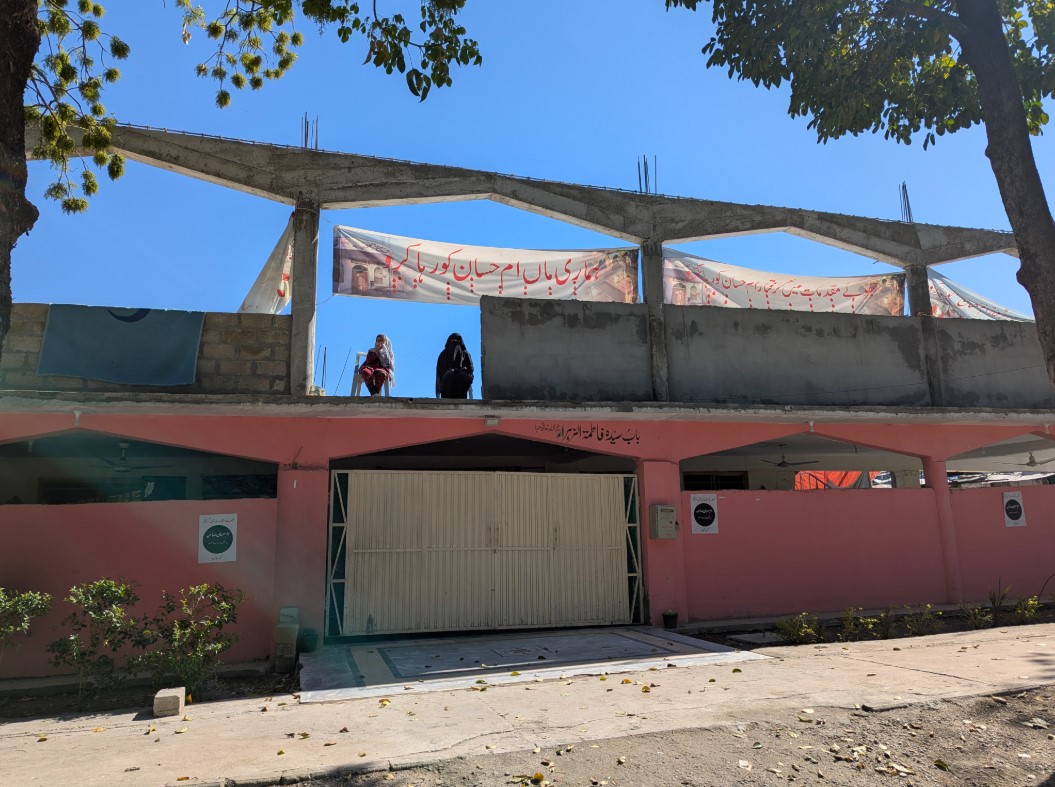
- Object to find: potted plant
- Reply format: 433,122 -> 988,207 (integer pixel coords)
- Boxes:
662,608 -> 679,630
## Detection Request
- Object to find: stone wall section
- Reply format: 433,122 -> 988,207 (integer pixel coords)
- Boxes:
0,304 -> 291,395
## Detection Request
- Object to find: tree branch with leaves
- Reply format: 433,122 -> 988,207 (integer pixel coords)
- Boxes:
1,0 -> 480,360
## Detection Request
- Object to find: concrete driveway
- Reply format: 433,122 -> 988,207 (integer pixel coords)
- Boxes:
299,626 -> 764,701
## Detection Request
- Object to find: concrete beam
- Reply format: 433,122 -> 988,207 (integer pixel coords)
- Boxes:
28,124 -> 1017,266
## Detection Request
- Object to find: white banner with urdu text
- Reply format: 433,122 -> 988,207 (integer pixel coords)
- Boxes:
239,214 -> 294,315
333,226 -> 639,305
663,250 -> 905,316
928,269 -> 1032,320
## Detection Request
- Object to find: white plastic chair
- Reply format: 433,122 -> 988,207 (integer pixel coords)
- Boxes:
351,351 -> 390,397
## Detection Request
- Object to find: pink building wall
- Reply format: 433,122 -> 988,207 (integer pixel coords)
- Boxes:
678,489 -> 948,620
3,410 -> 1055,675
952,485 -> 1055,602
0,499 -> 276,678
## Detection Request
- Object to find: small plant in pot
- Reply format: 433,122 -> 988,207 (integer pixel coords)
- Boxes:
662,609 -> 679,630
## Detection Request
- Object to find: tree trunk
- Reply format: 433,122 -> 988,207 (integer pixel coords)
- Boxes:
956,0 -> 1055,392
0,0 -> 41,360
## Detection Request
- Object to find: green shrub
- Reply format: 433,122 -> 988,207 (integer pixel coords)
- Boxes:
873,606 -> 898,639
902,603 -> 943,636
141,583 -> 244,699
47,579 -> 149,699
0,588 -> 51,668
1013,595 -> 1041,624
837,607 -> 878,642
958,603 -> 993,630
774,612 -> 821,645
989,582 -> 1012,627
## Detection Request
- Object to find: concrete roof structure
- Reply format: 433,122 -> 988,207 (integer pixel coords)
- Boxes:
32,124 -> 1016,267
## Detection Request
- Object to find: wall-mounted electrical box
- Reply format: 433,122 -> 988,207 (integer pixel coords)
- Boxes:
649,504 -> 678,539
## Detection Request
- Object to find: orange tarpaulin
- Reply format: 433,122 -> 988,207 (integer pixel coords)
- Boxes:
794,470 -> 880,490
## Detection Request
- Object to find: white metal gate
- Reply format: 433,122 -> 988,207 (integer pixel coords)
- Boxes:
327,471 -> 642,636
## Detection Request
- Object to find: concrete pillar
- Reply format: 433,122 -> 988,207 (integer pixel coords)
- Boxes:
274,464 -> 330,636
290,198 -> 320,395
904,263 -> 932,317
921,457 -> 963,603
640,240 -> 670,401
903,262 -> 946,406
637,459 -> 687,623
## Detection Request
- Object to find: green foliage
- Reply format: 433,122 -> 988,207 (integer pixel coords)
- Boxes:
774,612 -> 821,645
47,579 -> 149,699
958,602 -> 993,630
140,583 -> 245,698
902,603 -> 943,636
989,581 -> 1013,626
873,606 -> 898,640
1013,595 -> 1041,624
27,1 -> 480,214
837,607 -> 878,642
663,0 -> 1054,149
29,0 -> 129,214
0,588 -> 52,668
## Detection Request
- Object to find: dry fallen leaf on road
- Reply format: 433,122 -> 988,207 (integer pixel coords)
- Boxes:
277,749 -> 285,755
934,758 -> 950,771
737,760 -> 752,771
510,671 -> 520,676
177,778 -> 190,782
36,737 -> 47,743
324,742 -> 336,747
339,726 -> 350,733
92,727 -> 105,733
298,732 -> 310,739
641,685 -> 651,693
541,759 -> 553,766
617,756 -> 627,764
621,678 -> 632,684
752,742 -> 763,749
732,668 -> 742,673
379,698 -> 391,707
384,774 -> 395,781
144,725 -> 155,735
174,728 -> 187,735
532,746 -> 541,753
486,744 -> 496,749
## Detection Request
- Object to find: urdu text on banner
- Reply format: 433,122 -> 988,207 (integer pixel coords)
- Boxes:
333,226 -> 639,305
662,250 -> 906,316
927,269 -> 1032,320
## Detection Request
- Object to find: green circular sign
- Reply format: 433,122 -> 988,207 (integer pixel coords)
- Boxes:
202,524 -> 234,554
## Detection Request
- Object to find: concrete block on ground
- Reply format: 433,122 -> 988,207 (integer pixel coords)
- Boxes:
153,687 -> 186,717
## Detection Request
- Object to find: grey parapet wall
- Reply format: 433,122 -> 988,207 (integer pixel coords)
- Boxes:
481,296 -> 1052,409
480,296 -> 653,402
0,304 -> 292,396
664,306 -> 931,407
934,318 -> 1055,409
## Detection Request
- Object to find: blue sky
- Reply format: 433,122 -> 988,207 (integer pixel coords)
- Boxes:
17,1 -> 1051,397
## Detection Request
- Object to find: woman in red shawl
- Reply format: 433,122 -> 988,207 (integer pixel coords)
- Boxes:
358,333 -> 395,395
